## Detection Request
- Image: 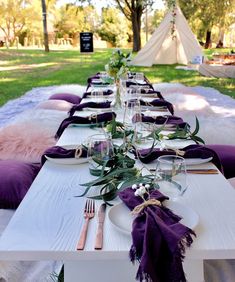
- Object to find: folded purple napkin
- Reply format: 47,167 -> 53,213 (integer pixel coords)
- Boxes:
126,81 -> 154,89
68,101 -> 111,116
203,144 -> 235,178
82,89 -> 113,99
140,89 -> 164,99
55,112 -> 116,139
87,73 -> 111,90
41,145 -> 87,165
135,144 -> 223,172
140,99 -> 174,115
119,187 -> 195,282
135,114 -> 188,129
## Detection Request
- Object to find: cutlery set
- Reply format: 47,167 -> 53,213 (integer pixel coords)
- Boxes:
77,168 -> 218,250
149,168 -> 219,174
77,200 -> 106,251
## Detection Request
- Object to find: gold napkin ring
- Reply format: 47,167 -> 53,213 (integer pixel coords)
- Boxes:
75,146 -> 82,159
131,199 -> 161,215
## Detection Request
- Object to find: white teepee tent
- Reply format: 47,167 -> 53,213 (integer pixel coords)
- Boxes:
131,5 -> 204,66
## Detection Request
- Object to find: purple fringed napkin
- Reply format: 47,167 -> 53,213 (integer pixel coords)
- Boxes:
134,114 -> 188,129
139,99 -> 174,115
86,73 -> 111,90
41,145 -> 87,165
68,101 -> 111,116
140,89 -> 164,99
82,89 -> 113,99
135,144 -> 223,172
55,112 -> 116,139
119,188 -> 195,282
126,80 -> 154,89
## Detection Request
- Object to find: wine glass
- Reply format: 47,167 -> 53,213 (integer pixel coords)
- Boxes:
155,155 -> 188,200
87,134 -> 113,170
123,99 -> 141,130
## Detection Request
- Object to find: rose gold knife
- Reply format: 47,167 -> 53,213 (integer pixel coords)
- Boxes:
94,203 -> 106,250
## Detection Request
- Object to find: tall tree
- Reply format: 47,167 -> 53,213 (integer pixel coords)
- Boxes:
0,0 -> 32,47
41,0 -> 49,52
98,7 -> 130,47
114,0 -> 154,52
177,0 -> 235,48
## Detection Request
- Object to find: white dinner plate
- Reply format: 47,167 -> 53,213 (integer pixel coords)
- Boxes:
163,139 -> 196,149
70,123 -> 102,128
108,201 -> 199,235
184,157 -> 213,165
45,155 -> 89,165
85,108 -> 111,113
73,111 -> 97,118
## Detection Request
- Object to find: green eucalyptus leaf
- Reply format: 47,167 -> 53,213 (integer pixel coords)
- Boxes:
191,116 -> 200,136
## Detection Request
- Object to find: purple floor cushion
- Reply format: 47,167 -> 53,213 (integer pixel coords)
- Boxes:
0,160 -> 40,209
49,93 -> 82,105
206,145 -> 235,179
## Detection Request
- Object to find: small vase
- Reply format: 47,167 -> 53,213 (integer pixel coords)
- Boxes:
113,80 -> 122,110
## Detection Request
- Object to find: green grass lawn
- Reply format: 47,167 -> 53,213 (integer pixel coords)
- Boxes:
0,48 -> 234,106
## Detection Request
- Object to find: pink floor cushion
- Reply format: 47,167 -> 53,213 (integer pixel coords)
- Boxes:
49,93 -> 82,104
0,160 -> 40,209
36,99 -> 73,112
0,122 -> 56,163
206,145 -> 235,179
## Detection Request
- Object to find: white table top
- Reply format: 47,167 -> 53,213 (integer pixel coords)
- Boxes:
0,122 -> 235,263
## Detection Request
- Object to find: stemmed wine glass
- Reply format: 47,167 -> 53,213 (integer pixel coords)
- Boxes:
155,155 -> 188,200
87,134 -> 114,171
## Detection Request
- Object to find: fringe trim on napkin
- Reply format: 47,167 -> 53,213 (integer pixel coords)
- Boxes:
129,229 -> 195,282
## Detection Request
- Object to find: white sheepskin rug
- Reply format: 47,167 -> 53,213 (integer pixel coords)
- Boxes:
0,121 -> 56,163
153,83 -> 235,145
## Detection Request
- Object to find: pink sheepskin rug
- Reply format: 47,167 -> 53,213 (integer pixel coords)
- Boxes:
0,122 -> 56,163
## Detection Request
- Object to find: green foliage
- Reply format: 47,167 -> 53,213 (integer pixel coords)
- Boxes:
97,7 -> 130,47
105,49 -> 132,78
54,4 -> 98,43
0,48 -> 234,107
166,117 -> 205,144
178,0 -> 235,42
78,141 -> 156,203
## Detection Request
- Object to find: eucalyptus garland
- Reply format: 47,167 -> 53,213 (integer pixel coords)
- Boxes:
76,116 -> 204,204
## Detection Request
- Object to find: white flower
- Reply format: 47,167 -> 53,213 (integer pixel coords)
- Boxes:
132,184 -> 138,190
145,184 -> 150,189
139,186 -> 147,195
134,189 -> 142,197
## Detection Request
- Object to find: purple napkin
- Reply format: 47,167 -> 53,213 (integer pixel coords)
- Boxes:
135,114 -> 188,129
55,112 -> 116,139
82,89 -> 113,99
126,81 -> 154,89
140,89 -> 164,99
135,144 -> 223,172
68,101 -> 111,116
204,144 -> 235,178
87,73 -> 111,90
119,187 -> 195,282
41,146 -> 87,165
140,99 -> 174,115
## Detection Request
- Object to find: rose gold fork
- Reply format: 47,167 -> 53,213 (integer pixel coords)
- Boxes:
77,199 -> 95,250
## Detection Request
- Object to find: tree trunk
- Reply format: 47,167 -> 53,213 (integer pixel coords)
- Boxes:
205,30 -> 212,49
41,0 -> 49,52
132,10 -> 142,52
216,28 -> 224,48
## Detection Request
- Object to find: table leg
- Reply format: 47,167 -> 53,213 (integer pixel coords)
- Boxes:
65,259 -> 204,282
64,260 -> 138,282
183,259 -> 204,282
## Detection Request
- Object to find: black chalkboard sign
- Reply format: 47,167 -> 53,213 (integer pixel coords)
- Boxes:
80,32 -> 93,53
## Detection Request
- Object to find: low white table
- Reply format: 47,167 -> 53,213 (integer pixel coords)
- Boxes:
0,120 -> 235,282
